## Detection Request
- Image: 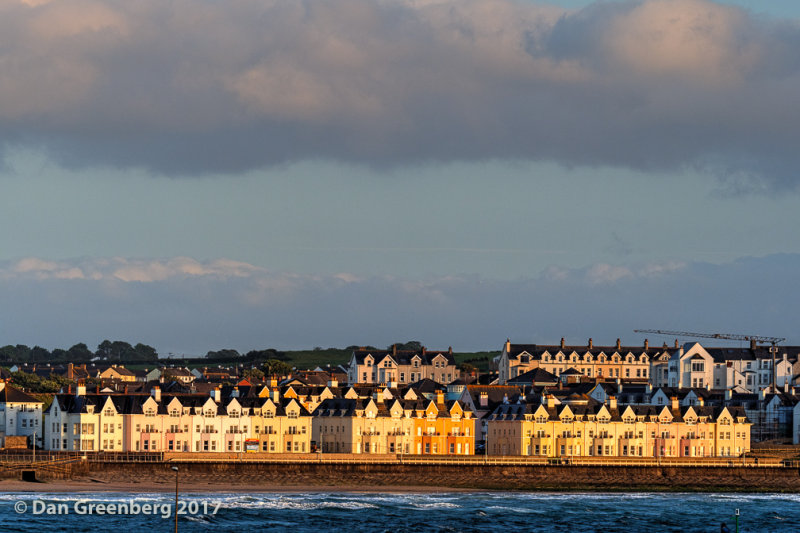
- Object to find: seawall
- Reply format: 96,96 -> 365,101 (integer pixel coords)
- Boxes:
78,462 -> 800,492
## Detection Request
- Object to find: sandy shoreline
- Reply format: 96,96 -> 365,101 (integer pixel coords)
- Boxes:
0,478 -> 470,494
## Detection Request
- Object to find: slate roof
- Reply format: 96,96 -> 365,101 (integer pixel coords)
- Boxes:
0,384 -> 42,404
351,348 -> 457,366
507,368 -> 558,385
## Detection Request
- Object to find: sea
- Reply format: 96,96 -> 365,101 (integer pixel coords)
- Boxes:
1,491 -> 797,532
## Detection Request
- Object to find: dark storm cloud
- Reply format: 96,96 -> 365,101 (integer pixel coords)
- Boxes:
1,0 -> 799,187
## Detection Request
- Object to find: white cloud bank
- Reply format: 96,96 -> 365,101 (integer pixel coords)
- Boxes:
0,254 -> 796,354
0,0 -> 798,187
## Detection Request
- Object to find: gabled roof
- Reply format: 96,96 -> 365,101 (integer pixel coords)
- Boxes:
507,368 -> 558,385
0,383 -> 42,404
351,347 -> 456,366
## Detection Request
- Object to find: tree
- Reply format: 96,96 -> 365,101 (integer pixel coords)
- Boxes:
97,340 -> 113,359
30,346 -> 51,362
0,345 -> 16,362
133,343 -> 158,361
459,363 -> 477,374
68,343 -> 94,361
206,349 -> 241,359
391,341 -> 423,351
242,368 -> 265,380
262,359 -> 292,377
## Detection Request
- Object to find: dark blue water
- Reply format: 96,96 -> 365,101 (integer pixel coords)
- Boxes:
1,491 -> 797,532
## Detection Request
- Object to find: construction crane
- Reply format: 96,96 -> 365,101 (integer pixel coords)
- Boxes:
634,329 -> 785,392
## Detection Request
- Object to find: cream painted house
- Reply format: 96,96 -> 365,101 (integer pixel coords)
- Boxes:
487,394 -> 750,458
0,381 -> 44,449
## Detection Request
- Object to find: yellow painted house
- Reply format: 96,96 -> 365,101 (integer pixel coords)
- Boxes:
313,391 -> 475,454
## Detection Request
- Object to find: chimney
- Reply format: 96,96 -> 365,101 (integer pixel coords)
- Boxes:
698,397 -> 705,407
232,386 -> 240,398
436,390 -> 444,405
749,338 -> 757,350
674,339 -> 679,349
560,337 -> 565,349
76,381 -> 86,397
211,387 -> 221,402
724,389 -> 732,402
269,378 -> 278,388
326,379 -> 338,388
68,363 -> 74,379
588,338 -> 593,349
376,387 -> 385,403
392,344 -> 397,356
505,339 -> 511,353
270,388 -> 280,402
608,396 -> 617,410
151,386 -> 161,402
670,396 -> 679,411
546,394 -> 555,408
644,339 -> 649,351
616,338 -> 621,351
448,347 -> 452,355
479,392 -> 488,407
422,346 -> 427,356
645,383 -> 653,396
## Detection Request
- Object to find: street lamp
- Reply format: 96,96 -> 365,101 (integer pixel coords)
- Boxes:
171,466 -> 179,533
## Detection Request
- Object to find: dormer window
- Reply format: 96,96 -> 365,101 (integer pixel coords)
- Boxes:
169,410 -> 179,417
103,409 -> 114,417
288,411 -> 298,419
264,410 -> 274,419
145,408 -> 155,417
535,416 -> 548,424
229,411 -> 239,418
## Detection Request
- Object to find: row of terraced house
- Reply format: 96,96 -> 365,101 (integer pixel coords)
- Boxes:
34,379 -> 753,458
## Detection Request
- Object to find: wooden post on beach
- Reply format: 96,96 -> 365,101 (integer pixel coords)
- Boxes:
171,466 -> 179,533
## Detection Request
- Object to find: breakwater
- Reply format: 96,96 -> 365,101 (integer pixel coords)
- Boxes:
72,461 -> 800,492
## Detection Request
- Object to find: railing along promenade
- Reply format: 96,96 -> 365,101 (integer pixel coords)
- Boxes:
2,451 -> 798,469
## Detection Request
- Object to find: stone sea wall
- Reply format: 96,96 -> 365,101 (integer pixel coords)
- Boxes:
79,462 -> 800,492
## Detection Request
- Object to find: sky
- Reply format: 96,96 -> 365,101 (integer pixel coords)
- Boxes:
1,0 -> 799,355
